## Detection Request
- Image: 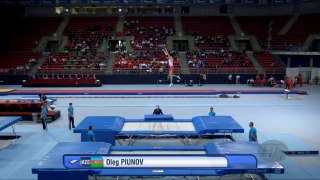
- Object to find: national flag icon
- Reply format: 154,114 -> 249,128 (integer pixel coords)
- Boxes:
90,157 -> 104,168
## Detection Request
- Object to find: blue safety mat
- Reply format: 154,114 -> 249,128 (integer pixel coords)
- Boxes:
0,116 -> 22,131
262,134 -> 319,155
144,114 -> 174,120
205,141 -> 260,154
205,141 -> 284,172
193,116 -> 244,133
74,116 -> 125,133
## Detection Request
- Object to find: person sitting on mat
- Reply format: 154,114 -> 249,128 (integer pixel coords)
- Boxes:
153,105 -> 163,115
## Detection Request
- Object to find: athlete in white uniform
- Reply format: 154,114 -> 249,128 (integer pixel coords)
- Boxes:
162,48 -> 180,87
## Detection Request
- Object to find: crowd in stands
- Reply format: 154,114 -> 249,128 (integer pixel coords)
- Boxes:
191,34 -> 230,51
186,49 -> 253,73
63,17 -> 117,53
0,52 -> 40,74
113,49 -> 181,74
3,14 -> 320,78
182,16 -> 234,51
281,43 -> 302,51
65,30 -> 105,53
124,17 -> 175,50
38,51 -> 108,75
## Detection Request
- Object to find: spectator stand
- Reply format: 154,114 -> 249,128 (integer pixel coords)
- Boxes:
124,17 -> 175,51
186,50 -> 255,74
113,49 -> 181,75
38,51 -> 108,76
0,52 -> 41,75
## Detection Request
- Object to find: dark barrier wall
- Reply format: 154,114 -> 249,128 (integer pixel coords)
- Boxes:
0,75 -> 29,85
1,74 -> 285,85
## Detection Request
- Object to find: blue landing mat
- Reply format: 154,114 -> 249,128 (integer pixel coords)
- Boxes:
262,134 -> 319,155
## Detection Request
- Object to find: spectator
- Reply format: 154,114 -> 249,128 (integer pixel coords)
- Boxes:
256,74 -> 261,81
87,126 -> 96,142
228,74 -> 233,84
236,75 -> 240,85
299,74 -> 303,87
248,122 -> 257,142
293,76 -> 298,88
34,41 -> 39,48
247,78 -> 254,85
153,105 -> 163,115
308,78 -> 312,93
208,107 -> 216,116
199,74 -> 207,86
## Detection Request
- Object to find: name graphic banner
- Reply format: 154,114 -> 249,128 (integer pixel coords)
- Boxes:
63,155 -> 257,169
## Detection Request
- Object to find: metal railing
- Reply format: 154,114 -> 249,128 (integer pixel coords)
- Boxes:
33,67 -> 285,76
112,67 -> 285,75
36,68 -> 105,75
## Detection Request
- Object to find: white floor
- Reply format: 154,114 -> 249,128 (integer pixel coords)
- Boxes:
0,84 -> 320,179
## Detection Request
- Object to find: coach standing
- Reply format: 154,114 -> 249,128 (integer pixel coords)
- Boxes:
249,122 -> 258,142
68,103 -> 75,130
40,105 -> 48,131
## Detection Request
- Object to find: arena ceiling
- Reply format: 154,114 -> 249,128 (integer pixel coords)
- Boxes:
1,0 -> 304,5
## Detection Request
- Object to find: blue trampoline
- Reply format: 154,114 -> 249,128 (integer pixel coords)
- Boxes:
0,116 -> 22,139
74,115 -> 244,145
